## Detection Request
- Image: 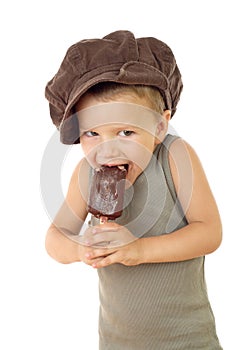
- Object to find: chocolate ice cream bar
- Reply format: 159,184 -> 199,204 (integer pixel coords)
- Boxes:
87,165 -> 127,221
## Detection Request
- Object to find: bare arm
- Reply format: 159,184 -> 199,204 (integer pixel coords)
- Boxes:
45,224 -> 82,263
45,158 -> 90,264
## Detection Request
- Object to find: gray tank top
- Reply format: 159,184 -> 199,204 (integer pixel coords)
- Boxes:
91,134 -> 222,350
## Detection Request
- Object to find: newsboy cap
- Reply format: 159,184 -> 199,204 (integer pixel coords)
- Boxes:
45,30 -> 183,144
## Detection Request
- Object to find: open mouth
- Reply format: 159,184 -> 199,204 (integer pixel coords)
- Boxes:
104,164 -> 129,173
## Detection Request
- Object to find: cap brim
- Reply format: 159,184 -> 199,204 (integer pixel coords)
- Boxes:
60,112 -> 80,144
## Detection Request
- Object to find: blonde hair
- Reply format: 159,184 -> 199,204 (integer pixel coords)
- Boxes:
81,82 -> 165,114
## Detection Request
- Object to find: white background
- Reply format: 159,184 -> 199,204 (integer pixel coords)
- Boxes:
0,0 -> 232,348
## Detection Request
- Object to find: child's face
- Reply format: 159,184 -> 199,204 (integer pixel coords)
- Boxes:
76,95 -> 170,185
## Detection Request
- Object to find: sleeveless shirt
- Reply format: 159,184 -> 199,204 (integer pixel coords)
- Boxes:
91,134 -> 222,350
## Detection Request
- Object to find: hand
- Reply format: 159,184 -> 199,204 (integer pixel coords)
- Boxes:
83,222 -> 136,248
77,222 -> 144,268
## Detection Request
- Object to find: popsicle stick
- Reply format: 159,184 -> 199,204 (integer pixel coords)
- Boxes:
100,216 -> 108,224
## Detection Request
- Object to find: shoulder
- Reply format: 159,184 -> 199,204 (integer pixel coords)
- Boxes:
168,136 -> 198,160
167,137 -> 221,225
168,137 -> 201,194
66,157 -> 90,206
69,157 -> 90,184
168,137 -> 204,185
155,135 -> 195,185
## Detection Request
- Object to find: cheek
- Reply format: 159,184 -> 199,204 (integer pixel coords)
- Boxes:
80,140 -> 97,166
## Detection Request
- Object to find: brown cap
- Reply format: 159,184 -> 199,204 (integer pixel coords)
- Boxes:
45,30 -> 183,144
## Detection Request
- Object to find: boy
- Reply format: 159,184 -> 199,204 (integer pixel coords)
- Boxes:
45,30 -> 222,349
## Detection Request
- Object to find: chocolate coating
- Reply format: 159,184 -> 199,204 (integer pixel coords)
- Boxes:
88,166 -> 127,220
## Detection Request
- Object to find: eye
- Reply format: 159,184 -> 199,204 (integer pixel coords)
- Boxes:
84,131 -> 99,137
118,130 -> 134,137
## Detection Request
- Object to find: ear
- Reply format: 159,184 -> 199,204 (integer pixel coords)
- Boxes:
154,110 -> 171,145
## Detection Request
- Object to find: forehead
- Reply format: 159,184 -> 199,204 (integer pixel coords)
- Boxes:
77,102 -> 162,132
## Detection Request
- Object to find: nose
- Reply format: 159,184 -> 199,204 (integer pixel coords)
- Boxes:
96,139 -> 123,165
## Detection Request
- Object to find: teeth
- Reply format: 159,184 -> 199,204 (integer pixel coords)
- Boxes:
97,164 -> 127,171
117,165 -> 125,170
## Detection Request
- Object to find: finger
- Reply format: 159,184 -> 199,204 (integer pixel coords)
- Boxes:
85,248 -> 115,260
90,235 -> 130,248
83,256 -> 104,267
85,232 -> 117,246
92,253 -> 118,269
92,222 -> 120,234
